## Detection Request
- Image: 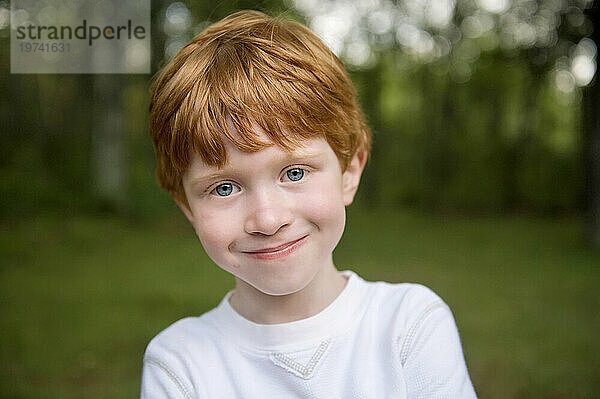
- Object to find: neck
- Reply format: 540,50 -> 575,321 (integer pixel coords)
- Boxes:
228,264 -> 348,324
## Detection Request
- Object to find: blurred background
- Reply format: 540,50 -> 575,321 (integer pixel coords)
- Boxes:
1,0 -> 599,398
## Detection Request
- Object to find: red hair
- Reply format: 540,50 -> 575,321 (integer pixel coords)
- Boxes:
149,10 -> 371,201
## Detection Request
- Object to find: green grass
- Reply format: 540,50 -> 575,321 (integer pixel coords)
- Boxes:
1,208 -> 599,398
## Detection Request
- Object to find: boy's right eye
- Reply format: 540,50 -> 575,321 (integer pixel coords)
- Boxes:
211,182 -> 240,197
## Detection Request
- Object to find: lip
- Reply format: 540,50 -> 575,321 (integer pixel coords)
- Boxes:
243,235 -> 308,261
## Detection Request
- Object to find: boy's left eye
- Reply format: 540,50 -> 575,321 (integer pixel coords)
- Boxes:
285,168 -> 305,182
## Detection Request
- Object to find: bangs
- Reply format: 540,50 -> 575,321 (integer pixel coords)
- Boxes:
175,32 -> 343,168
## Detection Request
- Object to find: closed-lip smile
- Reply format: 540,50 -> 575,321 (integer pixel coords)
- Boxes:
243,235 -> 308,260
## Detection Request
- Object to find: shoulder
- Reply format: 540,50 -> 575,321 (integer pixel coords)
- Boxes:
367,280 -> 445,307
360,279 -> 458,359
141,312 -> 222,399
364,280 -> 450,331
384,283 -> 454,363
144,311 -> 222,362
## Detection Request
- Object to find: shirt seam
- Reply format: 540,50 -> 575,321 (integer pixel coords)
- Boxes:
398,298 -> 448,366
270,338 -> 332,379
144,356 -> 193,399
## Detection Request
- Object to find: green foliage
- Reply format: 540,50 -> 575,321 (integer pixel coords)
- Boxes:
352,50 -> 583,213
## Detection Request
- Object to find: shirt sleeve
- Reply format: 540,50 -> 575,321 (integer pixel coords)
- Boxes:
398,287 -> 478,399
140,355 -> 194,399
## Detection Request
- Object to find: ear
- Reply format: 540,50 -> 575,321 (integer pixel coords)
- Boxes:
174,194 -> 195,224
342,147 -> 368,206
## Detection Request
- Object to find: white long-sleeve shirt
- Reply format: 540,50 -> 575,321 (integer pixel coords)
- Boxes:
140,270 -> 477,398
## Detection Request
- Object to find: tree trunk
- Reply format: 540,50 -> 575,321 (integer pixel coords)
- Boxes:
91,74 -> 126,211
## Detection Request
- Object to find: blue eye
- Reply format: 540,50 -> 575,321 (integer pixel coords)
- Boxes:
286,168 -> 304,182
213,183 -> 235,197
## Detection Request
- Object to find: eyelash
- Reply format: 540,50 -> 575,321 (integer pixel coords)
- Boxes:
282,166 -> 308,182
207,166 -> 309,197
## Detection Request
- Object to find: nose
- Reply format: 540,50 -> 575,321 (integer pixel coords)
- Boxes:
244,187 -> 293,236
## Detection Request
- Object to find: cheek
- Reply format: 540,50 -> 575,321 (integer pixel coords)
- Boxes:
191,209 -> 238,265
299,178 -> 346,241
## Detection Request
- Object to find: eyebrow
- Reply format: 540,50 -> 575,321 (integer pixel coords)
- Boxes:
188,151 -> 326,188
188,172 -> 228,188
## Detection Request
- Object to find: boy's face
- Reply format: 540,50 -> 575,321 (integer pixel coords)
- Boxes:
176,126 -> 366,297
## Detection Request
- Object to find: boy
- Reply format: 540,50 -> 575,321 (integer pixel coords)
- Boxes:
141,10 -> 477,398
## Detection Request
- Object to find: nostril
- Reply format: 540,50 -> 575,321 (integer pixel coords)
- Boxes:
245,208 -> 293,236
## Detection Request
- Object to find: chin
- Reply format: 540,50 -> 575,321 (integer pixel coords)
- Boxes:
250,271 -> 316,297
261,284 -> 306,297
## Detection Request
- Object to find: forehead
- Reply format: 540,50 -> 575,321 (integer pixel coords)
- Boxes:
242,135 -> 332,158
193,117 -> 331,168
